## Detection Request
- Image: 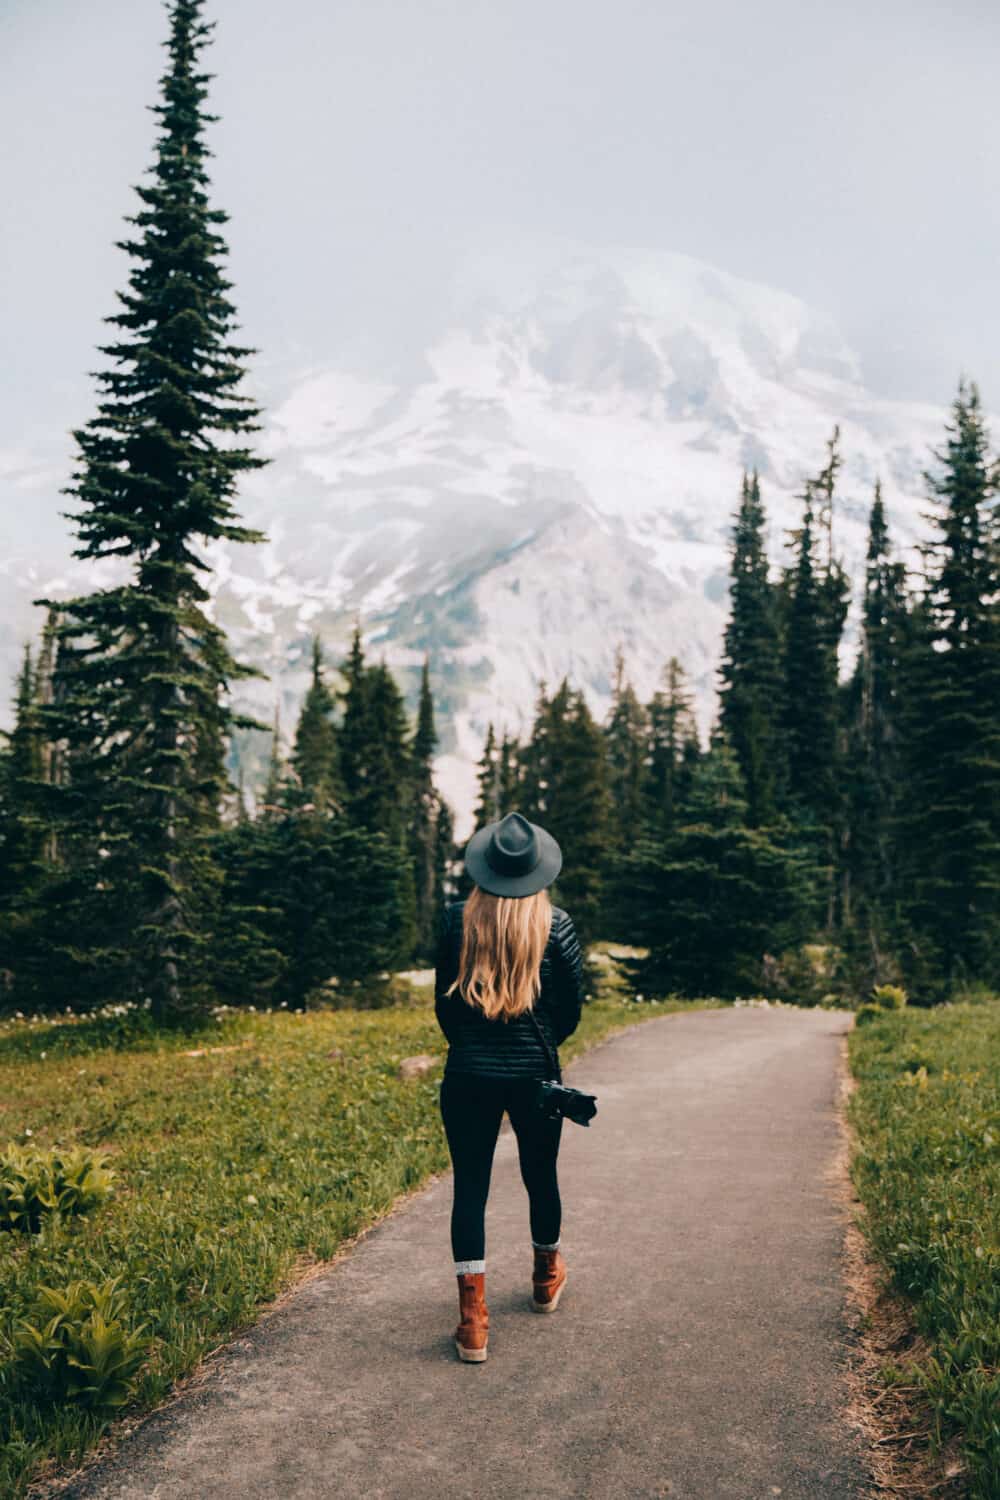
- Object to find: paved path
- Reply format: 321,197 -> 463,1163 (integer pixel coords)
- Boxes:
61,1007 -> 867,1500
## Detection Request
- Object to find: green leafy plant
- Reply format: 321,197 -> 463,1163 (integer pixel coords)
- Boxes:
0,1144 -> 115,1232
6,1278 -> 152,1409
854,1002 -> 883,1027
871,983 -> 908,1009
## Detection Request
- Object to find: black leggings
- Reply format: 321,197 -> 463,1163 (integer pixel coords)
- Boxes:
439,1072 -> 564,1263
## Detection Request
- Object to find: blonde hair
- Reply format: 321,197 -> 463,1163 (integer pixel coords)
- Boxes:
447,885 -> 553,1020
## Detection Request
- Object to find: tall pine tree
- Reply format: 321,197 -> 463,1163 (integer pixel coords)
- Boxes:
0,648 -> 47,946
776,442 -> 850,931
433,796 -> 456,936
338,624 -> 370,815
290,637 -> 340,814
604,647 -> 649,849
34,0 -> 267,1020
473,723 -> 500,826
521,681 -> 611,945
409,658 -> 441,959
261,705 -> 292,819
361,661 -> 412,840
779,436 -> 849,825
645,656 -> 699,835
842,483 -> 908,949
780,501 -> 834,814
898,382 -> 1000,986
497,731 -> 520,816
718,471 -> 782,825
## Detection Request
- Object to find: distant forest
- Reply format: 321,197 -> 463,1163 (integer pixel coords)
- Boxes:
4,386 -> 998,1019
1,0 -> 997,1021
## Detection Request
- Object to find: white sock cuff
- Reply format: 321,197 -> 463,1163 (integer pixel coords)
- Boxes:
454,1258 -> 485,1275
532,1239 -> 561,1251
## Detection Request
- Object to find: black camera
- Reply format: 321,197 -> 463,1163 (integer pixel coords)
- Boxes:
536,1080 -> 598,1127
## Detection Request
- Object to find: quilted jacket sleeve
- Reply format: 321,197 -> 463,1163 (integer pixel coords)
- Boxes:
548,908 -> 585,1045
433,904 -> 463,1043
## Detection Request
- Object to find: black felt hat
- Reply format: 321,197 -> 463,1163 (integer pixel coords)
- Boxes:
463,811 -> 562,898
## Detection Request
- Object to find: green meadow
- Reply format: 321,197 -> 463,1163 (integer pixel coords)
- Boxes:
0,982 -> 703,1496
850,997 -> 1000,1499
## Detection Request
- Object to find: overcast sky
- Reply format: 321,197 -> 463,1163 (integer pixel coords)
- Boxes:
3,0 -> 999,460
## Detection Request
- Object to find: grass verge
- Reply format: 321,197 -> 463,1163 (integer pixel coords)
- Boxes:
848,998 -> 1000,1499
1,983 -> 708,1496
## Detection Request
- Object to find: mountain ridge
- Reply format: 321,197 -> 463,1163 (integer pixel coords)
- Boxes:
0,244 -> 975,832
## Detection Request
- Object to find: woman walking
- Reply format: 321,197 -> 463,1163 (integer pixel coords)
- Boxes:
434,810 -> 585,1363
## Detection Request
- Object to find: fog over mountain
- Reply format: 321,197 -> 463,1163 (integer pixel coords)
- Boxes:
4,243 -> 965,831
4,0 -> 999,831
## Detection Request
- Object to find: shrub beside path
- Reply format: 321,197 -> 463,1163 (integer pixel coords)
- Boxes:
57,1007 -> 868,1500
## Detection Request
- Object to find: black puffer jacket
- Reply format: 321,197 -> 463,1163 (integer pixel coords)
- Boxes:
434,900 -> 585,1079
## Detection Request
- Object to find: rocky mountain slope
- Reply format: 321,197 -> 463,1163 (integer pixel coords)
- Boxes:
2,244 -> 954,830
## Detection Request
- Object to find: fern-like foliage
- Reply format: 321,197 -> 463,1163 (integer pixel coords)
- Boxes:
0,1144 -> 115,1232
4,1277 -> 151,1409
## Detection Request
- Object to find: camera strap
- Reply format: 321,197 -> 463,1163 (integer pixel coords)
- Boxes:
526,1008 -> 562,1083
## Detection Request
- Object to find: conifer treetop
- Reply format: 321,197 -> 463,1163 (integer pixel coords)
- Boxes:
61,0 -> 266,578
412,658 -> 437,768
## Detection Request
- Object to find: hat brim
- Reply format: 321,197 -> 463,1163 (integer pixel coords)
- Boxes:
464,820 -> 563,898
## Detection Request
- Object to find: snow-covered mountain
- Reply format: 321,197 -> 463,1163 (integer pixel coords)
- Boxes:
2,244 -> 955,832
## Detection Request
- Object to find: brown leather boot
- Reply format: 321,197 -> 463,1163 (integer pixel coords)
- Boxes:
455,1272 -> 489,1362
532,1247 -> 567,1313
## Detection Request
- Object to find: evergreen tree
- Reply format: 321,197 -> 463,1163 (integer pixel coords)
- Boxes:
268,820 -> 411,999
0,647 -> 48,982
521,681 -> 611,945
557,691 -> 612,946
462,723 -> 517,899
776,448 -> 851,931
473,723 -> 500,825
604,650 -> 689,938
812,426 -> 842,574
0,647 -> 45,879
780,490 -> 840,820
897,382 -> 1000,986
433,797 -> 456,933
645,657 -> 699,834
718,471 -> 782,824
412,658 -> 436,767
34,609 -> 62,862
338,624 -> 370,815
408,658 -> 441,960
261,706 -> 291,820
212,815 -> 407,1007
209,816 -> 288,1005
842,483 -> 908,944
518,682 -> 557,821
34,0 -> 267,1021
604,647 -> 649,848
339,644 -> 417,951
361,661 -> 412,839
497,731 -> 520,815
632,740 -> 808,997
813,436 -> 852,929
0,627 -> 85,1007
290,637 -> 340,814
